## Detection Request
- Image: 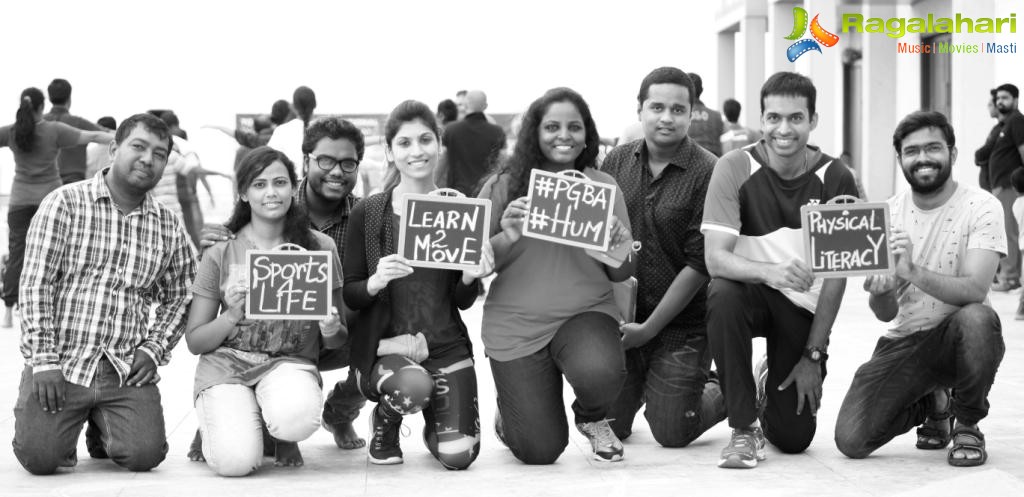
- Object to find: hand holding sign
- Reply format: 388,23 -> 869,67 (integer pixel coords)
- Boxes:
462,239 -> 495,284
500,196 -> 530,243
765,258 -> 815,293
889,229 -> 916,280
368,254 -> 414,296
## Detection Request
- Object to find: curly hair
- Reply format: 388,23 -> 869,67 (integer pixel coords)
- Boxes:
226,146 -> 315,250
493,87 -> 600,200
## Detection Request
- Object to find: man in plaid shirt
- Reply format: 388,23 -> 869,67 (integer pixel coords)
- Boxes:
13,113 -> 197,475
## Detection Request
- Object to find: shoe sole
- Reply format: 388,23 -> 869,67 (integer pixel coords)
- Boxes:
592,452 -> 624,462
718,454 -> 758,469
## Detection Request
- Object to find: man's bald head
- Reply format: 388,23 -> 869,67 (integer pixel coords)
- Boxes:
465,90 -> 488,114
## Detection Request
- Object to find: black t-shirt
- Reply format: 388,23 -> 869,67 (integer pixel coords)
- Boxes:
989,110 -> 1024,189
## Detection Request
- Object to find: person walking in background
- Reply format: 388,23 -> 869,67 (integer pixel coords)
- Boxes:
13,113 -> 195,475
85,116 -> 117,178
975,90 -> 1001,192
344,100 -> 492,469
441,90 -> 506,197
186,146 -> 346,476
987,83 -> 1023,292
687,72 -> 724,157
0,87 -> 113,328
478,87 -> 635,464
602,67 -> 726,449
269,86 -> 317,167
43,79 -> 105,185
720,98 -> 761,155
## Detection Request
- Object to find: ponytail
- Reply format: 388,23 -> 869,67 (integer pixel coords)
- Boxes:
14,88 -> 44,152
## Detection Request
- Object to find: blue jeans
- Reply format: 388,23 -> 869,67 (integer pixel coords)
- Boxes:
319,341 -> 367,427
3,204 -> 38,307
835,304 -> 1004,459
12,358 -> 168,475
607,332 -> 726,447
490,311 -> 626,465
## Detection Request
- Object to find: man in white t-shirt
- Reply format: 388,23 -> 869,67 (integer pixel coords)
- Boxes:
835,111 -> 1006,468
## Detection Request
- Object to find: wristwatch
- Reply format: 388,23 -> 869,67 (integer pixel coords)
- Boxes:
803,346 -> 829,363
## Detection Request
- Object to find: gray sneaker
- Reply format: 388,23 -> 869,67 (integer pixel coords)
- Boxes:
719,426 -> 767,469
576,419 -> 624,462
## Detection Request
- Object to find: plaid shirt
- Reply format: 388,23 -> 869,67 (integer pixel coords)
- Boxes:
20,172 -> 197,387
296,177 -> 358,256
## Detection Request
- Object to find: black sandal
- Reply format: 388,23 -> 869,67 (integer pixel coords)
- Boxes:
916,410 -> 953,450
948,425 -> 987,467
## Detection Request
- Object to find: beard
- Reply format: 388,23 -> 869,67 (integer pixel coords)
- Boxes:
902,159 -> 952,194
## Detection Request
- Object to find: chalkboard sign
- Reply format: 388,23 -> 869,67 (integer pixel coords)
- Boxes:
801,201 -> 893,277
246,249 -> 333,320
398,193 -> 492,271
522,169 -> 616,251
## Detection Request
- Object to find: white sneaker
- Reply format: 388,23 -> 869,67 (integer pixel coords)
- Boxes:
576,419 -> 624,462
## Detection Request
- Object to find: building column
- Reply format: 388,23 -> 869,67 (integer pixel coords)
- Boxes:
718,29 -> 737,114
736,15 -> 768,130
859,2 -> 902,200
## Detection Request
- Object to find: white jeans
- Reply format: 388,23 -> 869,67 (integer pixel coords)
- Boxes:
196,362 -> 322,476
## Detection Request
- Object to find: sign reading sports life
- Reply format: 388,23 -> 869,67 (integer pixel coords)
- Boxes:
801,202 -> 893,277
398,193 -> 492,271
522,169 -> 616,252
246,250 -> 332,320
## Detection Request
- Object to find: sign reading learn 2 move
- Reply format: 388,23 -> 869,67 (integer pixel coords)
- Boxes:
801,202 -> 893,277
398,193 -> 491,271
246,250 -> 333,320
522,169 -> 616,252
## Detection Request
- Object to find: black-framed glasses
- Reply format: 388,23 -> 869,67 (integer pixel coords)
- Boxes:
308,154 -> 359,173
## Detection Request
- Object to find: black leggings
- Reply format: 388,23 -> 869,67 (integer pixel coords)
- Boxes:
370,350 -> 480,470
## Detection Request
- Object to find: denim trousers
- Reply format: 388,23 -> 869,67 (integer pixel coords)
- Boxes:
992,186 -> 1021,283
195,361 -> 322,477
12,358 -> 168,475
490,311 -> 626,465
318,341 -> 367,427
706,278 -> 825,454
835,304 -> 1004,459
607,331 -> 726,447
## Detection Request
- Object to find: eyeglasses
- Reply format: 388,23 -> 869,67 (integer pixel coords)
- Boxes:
308,154 -> 359,173
900,143 -> 950,159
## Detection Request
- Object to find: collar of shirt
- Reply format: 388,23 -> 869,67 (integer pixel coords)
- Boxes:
464,112 -> 487,122
632,136 -> 699,173
90,168 -> 160,217
296,177 -> 357,229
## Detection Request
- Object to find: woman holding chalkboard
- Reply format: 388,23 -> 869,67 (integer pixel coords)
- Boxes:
185,147 -> 347,476
344,100 -> 494,469
477,87 -> 636,464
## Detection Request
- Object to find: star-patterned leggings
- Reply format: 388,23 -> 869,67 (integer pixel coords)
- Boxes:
369,349 -> 480,470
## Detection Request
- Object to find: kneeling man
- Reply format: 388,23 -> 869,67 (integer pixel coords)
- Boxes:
835,111 -> 1006,467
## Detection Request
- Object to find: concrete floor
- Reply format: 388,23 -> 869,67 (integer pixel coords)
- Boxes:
0,280 -> 1021,497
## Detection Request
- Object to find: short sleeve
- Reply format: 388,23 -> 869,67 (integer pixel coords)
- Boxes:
968,193 -> 1008,256
192,243 -> 225,301
477,173 -> 509,236
701,151 -> 746,236
1006,116 -> 1024,147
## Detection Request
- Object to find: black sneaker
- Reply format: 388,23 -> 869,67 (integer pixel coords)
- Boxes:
368,405 -> 403,465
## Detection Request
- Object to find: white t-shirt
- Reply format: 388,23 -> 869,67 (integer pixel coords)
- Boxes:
888,184 -> 1006,337
267,119 -> 305,168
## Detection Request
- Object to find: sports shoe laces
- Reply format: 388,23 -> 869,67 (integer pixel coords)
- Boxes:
583,419 -> 619,450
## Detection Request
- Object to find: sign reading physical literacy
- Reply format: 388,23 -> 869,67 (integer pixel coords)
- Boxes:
246,250 -> 332,320
398,193 -> 492,271
801,202 -> 893,277
522,169 -> 616,251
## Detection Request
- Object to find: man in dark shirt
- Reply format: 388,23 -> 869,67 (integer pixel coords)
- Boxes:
687,73 -> 725,157
974,90 -> 1000,192
603,67 -> 725,449
440,90 -> 506,197
198,117 -> 368,454
988,83 -> 1024,291
43,79 -> 103,184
